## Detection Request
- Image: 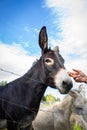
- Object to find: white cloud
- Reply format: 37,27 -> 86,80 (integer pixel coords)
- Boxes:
44,0 -> 87,97
45,0 -> 87,72
0,0 -> 87,99
0,42 -> 37,82
0,42 -> 69,100
24,26 -> 30,32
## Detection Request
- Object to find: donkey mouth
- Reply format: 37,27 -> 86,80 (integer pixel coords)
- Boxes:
59,88 -> 71,94
58,82 -> 73,94
54,69 -> 73,94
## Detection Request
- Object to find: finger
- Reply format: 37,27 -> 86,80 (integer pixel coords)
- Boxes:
72,69 -> 80,73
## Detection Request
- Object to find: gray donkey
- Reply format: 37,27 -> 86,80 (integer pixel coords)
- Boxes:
32,85 -> 87,130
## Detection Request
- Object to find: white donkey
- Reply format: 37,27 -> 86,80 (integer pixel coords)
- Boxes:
32,85 -> 87,130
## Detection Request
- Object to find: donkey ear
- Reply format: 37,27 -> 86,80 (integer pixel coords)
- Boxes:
54,46 -> 59,53
39,26 -> 48,53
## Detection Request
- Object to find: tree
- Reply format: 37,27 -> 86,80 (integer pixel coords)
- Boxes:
42,94 -> 60,103
0,81 -> 7,86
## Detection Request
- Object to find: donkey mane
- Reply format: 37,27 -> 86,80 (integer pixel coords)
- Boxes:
52,94 -> 73,113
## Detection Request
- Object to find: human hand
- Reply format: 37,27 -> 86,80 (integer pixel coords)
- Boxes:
68,69 -> 87,83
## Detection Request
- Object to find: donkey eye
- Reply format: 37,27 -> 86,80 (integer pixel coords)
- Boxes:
76,107 -> 83,112
44,58 -> 54,65
76,107 -> 83,114
45,58 -> 51,63
76,107 -> 83,111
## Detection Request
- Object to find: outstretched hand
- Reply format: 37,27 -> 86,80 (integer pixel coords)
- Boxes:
68,69 -> 87,83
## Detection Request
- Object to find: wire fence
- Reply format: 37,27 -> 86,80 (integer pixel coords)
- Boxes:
0,68 -> 21,76
0,67 -> 58,127
0,67 -> 85,130
0,67 -> 45,84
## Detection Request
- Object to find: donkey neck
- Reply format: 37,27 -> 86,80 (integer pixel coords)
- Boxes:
24,60 -> 46,84
61,96 -> 73,119
22,60 -> 47,109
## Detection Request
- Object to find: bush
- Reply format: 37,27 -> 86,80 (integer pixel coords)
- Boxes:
74,123 -> 84,130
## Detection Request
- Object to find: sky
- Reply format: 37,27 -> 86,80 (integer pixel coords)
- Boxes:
0,0 -> 87,99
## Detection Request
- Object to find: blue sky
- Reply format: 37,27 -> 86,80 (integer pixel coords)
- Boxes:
0,0 -> 47,54
0,0 -> 61,55
0,0 -> 87,99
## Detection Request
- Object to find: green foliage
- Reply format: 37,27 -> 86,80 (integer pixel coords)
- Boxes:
0,81 -> 7,86
42,94 -> 60,104
42,95 -> 46,101
73,123 -> 84,130
46,94 -> 57,102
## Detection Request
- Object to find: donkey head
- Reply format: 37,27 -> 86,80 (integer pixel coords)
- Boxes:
69,87 -> 87,121
38,26 -> 73,94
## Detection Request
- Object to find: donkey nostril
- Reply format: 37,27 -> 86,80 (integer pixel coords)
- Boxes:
62,81 -> 67,86
62,81 -> 73,89
62,81 -> 67,89
62,81 -> 68,88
